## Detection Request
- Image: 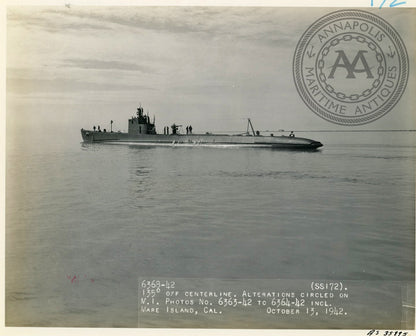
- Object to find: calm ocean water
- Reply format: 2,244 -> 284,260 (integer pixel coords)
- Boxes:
5,130 -> 415,327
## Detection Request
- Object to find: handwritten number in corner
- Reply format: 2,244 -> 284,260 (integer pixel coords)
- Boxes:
371,0 -> 406,7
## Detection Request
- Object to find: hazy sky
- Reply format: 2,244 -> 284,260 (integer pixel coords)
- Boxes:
6,6 -> 416,136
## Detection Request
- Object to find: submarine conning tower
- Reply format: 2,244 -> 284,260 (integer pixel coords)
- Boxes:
128,105 -> 156,135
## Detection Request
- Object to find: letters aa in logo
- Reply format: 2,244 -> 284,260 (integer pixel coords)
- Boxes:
293,10 -> 409,126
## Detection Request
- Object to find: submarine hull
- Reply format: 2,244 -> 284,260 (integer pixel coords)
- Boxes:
80,130 -> 323,150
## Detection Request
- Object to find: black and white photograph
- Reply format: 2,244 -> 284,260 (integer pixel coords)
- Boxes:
3,2 -> 415,335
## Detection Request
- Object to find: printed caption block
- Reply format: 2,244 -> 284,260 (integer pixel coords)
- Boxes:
138,278 -> 414,328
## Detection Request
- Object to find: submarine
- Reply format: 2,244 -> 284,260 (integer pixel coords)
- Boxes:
80,105 -> 323,150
